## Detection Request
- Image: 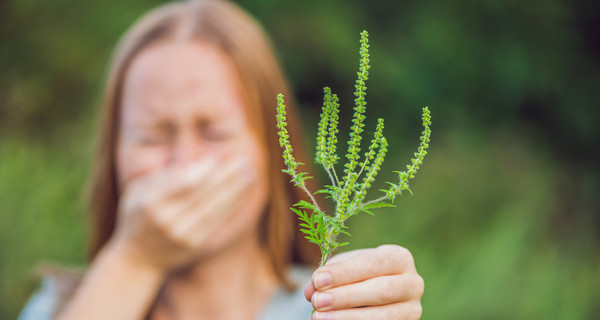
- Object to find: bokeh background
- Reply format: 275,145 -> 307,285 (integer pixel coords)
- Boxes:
1,0 -> 599,318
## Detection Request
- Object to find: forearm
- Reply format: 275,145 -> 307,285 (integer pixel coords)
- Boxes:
57,243 -> 165,320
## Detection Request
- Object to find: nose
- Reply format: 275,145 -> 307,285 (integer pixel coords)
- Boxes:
169,131 -> 205,167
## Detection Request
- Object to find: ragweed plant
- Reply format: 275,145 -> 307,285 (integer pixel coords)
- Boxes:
276,30 -> 432,266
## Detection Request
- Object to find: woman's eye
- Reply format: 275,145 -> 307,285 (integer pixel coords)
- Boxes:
138,132 -> 169,145
204,128 -> 232,140
202,123 -> 239,141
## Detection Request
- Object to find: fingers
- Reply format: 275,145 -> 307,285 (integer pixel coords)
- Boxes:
143,156 -> 220,202
311,273 -> 424,311
118,155 -> 253,247
159,157 -> 250,224
303,249 -> 375,300
122,156 -> 219,206
178,165 -> 255,243
112,155 -> 256,271
312,301 -> 423,320
311,245 -> 417,291
305,246 -> 424,319
304,282 -> 316,302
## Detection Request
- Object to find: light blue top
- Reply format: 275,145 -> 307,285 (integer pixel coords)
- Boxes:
18,266 -> 313,320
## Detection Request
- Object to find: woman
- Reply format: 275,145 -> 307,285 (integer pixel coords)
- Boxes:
19,1 -> 424,319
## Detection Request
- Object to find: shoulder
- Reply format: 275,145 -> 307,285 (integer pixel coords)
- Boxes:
258,265 -> 314,320
18,276 -> 60,320
18,267 -> 83,320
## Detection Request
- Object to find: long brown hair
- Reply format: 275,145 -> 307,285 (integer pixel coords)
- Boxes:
88,0 -> 319,286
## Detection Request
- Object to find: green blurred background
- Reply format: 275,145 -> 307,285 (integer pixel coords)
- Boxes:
1,0 -> 599,318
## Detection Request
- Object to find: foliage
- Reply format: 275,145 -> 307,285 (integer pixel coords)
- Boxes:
276,31 -> 432,266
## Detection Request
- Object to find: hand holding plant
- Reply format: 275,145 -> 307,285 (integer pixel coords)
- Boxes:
276,30 -> 432,267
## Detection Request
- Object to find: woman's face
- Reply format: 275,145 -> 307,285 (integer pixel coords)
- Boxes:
116,40 -> 268,254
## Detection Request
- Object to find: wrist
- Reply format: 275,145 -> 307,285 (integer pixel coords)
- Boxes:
57,240 -> 166,320
101,240 -> 168,279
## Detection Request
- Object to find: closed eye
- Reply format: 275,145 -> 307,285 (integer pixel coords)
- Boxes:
136,124 -> 174,145
203,125 -> 237,140
139,132 -> 170,145
198,117 -> 242,141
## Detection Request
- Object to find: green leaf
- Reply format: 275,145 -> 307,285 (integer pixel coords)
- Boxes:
290,207 -> 303,216
339,229 -> 352,237
362,202 -> 395,210
360,209 -> 374,216
296,172 -> 313,181
307,238 -> 320,245
295,200 -> 317,211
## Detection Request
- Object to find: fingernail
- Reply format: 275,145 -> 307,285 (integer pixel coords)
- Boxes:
313,271 -> 332,289
312,292 -> 333,309
313,311 -> 334,320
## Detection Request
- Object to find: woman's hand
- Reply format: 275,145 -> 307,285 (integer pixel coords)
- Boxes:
304,245 -> 424,320
109,156 -> 254,272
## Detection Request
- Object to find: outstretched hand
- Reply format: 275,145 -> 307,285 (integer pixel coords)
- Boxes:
305,245 -> 424,320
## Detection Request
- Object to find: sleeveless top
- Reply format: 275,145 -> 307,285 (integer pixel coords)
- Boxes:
18,266 -> 313,320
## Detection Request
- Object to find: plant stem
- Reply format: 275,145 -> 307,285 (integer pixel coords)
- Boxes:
323,166 -> 337,188
297,180 -> 322,214
330,164 -> 341,187
346,194 -> 390,217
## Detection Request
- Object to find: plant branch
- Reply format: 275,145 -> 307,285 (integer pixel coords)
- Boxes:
276,30 -> 432,278
323,166 -> 337,188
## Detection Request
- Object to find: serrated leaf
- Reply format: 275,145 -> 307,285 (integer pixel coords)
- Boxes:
295,200 -> 317,211
307,238 -> 320,245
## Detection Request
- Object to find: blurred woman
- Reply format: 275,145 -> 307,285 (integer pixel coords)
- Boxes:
19,1 -> 424,319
